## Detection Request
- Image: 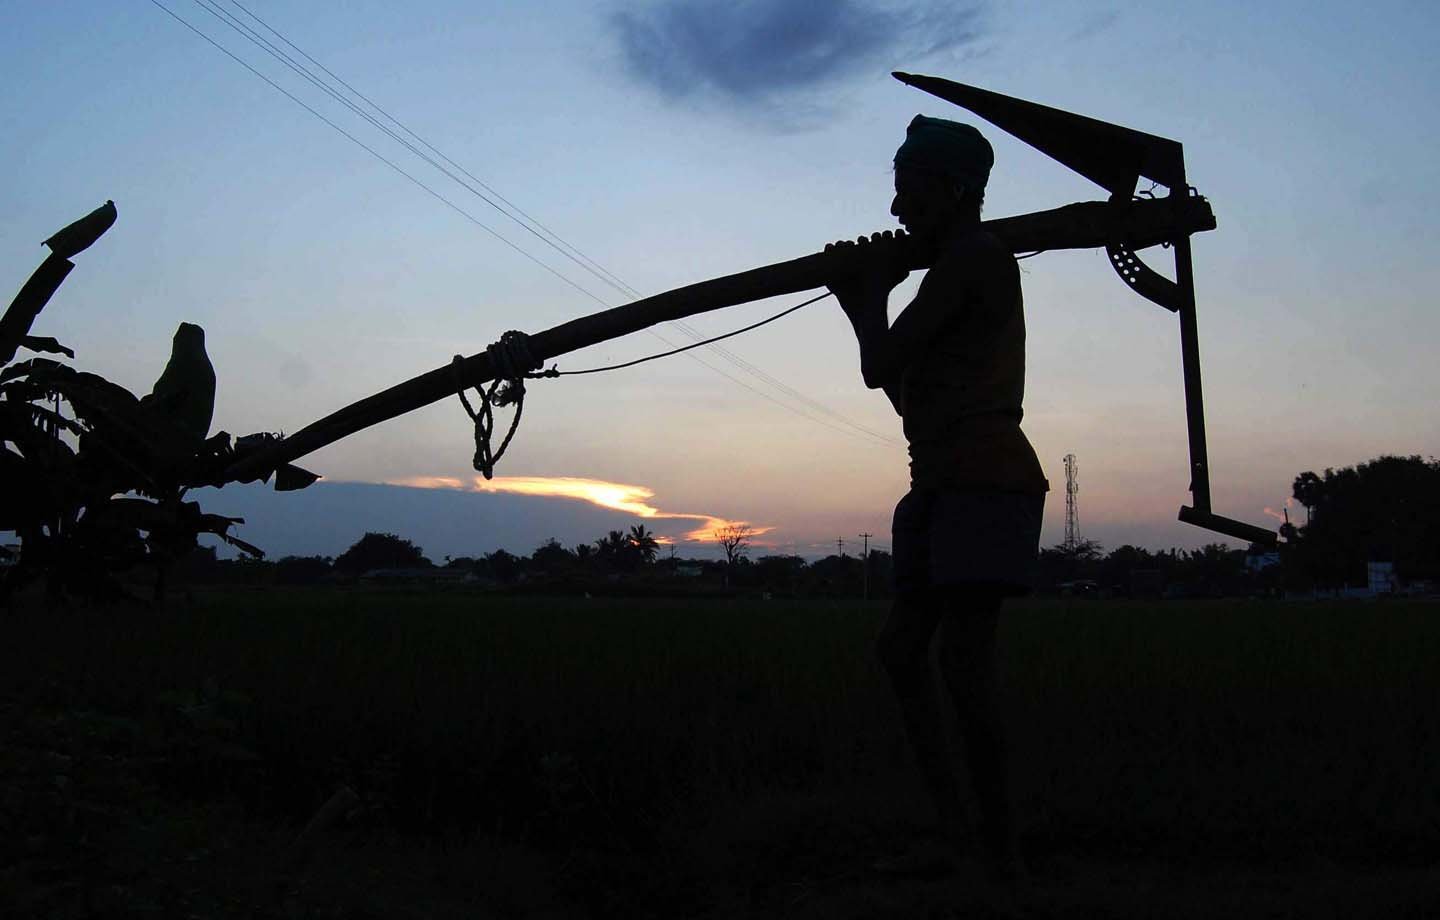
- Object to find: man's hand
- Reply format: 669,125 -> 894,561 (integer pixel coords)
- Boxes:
825,231 -> 910,313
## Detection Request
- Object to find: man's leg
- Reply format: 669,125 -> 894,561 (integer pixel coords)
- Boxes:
875,593 -> 968,847
936,589 -> 1022,877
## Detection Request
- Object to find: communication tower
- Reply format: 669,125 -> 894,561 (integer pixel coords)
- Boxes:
1063,453 -> 1079,551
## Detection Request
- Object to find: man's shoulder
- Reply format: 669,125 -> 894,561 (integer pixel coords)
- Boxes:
933,227 -> 1016,282
943,227 -> 1010,261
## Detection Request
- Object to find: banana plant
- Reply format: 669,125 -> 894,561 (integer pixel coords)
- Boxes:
0,202 -> 315,602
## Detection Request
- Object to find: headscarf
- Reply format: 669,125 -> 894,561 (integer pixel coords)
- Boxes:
893,114 -> 994,189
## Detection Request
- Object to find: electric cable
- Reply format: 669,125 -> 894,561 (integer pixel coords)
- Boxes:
149,0 -> 901,448
557,292 -> 829,375
201,0 -> 898,446
206,0 -> 897,445
227,0 -> 637,299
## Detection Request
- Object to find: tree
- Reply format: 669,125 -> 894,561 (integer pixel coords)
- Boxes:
1179,543 -> 1248,597
628,525 -> 660,565
715,523 -> 754,566
1285,455 -> 1440,587
1036,538 -> 1104,588
530,537 -> 575,573
482,548 -> 520,584
333,532 -> 431,574
594,530 -> 633,572
274,555 -> 332,585
715,523 -> 755,586
573,543 -> 595,568
0,202 -> 310,602
754,554 -> 806,593
808,554 -> 862,595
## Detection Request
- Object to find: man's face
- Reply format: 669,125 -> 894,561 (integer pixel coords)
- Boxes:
890,166 -> 962,240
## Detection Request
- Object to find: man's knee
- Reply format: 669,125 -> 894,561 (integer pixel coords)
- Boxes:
934,593 -> 1003,711
875,591 -> 934,677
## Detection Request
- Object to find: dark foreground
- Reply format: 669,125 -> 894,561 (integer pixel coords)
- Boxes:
3,590 -> 1438,917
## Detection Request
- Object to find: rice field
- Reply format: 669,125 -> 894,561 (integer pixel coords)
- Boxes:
4,590 -> 1438,916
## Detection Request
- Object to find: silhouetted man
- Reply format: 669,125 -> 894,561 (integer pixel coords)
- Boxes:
827,115 -> 1048,891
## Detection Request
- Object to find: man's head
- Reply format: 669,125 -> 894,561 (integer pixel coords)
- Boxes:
891,115 -> 992,239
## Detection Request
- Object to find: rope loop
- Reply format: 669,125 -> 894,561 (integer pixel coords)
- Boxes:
448,293 -> 827,476
452,332 -> 558,480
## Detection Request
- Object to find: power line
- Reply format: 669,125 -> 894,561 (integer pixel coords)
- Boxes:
159,0 -> 901,448
195,0 -> 628,306
558,293 -> 828,375
227,0 -> 637,299
146,0 -> 610,308
225,0 -> 895,447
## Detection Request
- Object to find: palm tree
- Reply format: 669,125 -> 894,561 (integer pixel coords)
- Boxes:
595,530 -> 629,571
628,524 -> 660,565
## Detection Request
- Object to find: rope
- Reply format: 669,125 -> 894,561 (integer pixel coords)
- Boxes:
454,292 -> 831,477
555,292 -> 831,376
452,334 -> 557,480
452,357 -> 500,479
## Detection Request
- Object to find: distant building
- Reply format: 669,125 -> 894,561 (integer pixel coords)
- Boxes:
1367,561 -> 1398,595
1130,569 -> 1165,598
1245,551 -> 1281,573
360,567 -> 474,585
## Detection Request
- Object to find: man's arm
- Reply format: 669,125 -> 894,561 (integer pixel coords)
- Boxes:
835,289 -> 904,413
830,230 -> 1004,392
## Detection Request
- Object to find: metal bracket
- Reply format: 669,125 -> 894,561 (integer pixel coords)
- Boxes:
1108,193 -> 1276,547
1106,243 -> 1181,313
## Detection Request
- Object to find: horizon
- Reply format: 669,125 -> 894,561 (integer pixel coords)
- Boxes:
190,475 -> 1337,566
5,1 -> 1438,561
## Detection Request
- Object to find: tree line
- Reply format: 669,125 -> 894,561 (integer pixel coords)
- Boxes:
174,524 -> 901,597
1281,454 -> 1439,590
1040,453 -> 1439,596
172,453 -> 1438,598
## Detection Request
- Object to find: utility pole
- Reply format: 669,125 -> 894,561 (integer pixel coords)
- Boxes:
858,532 -> 872,600
837,537 -> 845,558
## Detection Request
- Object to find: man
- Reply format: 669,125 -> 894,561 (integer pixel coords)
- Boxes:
826,115 -> 1048,888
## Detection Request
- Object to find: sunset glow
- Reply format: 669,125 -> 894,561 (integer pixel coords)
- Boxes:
387,475 -> 773,543
10,5 -> 1436,557
1262,497 -> 1297,525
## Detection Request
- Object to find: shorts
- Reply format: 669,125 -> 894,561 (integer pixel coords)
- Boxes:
892,488 -> 1045,596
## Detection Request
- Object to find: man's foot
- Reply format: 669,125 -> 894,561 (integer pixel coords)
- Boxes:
975,852 -> 1030,919
869,844 -> 958,880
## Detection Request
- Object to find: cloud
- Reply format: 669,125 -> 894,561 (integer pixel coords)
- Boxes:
609,0 -> 989,126
1262,497 -> 1296,524
390,474 -> 772,543
1070,9 -> 1119,42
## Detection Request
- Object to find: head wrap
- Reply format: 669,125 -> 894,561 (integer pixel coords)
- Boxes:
893,114 -> 994,189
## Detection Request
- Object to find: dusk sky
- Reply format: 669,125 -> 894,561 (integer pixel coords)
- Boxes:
4,1 -> 1438,561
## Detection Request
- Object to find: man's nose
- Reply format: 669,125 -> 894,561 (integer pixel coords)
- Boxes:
890,194 -> 901,217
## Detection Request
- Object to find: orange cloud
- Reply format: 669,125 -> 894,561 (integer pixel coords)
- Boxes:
1262,496 -> 1296,524
386,475 -> 772,543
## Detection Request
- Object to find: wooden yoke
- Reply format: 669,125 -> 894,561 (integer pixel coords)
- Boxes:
224,194 -> 1213,484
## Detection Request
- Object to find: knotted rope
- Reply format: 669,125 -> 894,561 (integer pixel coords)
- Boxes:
453,292 -> 829,477
452,332 -> 557,480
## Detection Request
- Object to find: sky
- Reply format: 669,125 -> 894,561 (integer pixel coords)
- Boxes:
3,0 -> 1438,561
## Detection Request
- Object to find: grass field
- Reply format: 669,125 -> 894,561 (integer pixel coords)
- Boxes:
3,591 -> 1439,917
